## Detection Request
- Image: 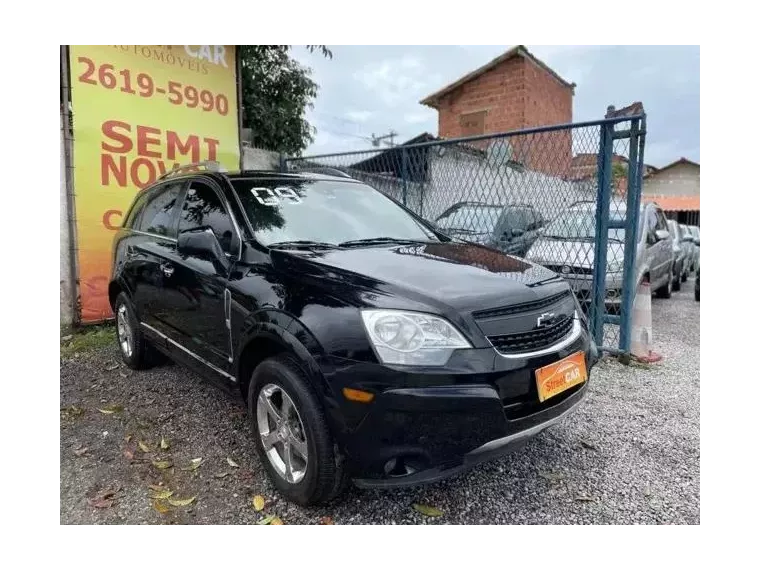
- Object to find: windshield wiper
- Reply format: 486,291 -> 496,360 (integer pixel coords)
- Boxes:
439,227 -> 480,234
268,240 -> 338,250
339,237 -> 430,248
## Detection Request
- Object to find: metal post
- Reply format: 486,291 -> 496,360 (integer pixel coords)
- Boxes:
619,117 -> 644,355
401,147 -> 409,207
60,45 -> 80,326
279,153 -> 288,173
235,46 -> 244,172
590,121 -> 614,345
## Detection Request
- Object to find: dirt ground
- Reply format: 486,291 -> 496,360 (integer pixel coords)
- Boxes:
60,279 -> 700,525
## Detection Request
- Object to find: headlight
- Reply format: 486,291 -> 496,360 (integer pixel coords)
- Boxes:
361,310 -> 471,366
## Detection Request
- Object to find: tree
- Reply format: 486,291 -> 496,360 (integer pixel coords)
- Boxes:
239,46 -> 332,156
611,161 -> 628,194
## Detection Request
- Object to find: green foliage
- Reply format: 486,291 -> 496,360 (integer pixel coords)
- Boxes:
239,46 -> 332,156
61,325 -> 115,357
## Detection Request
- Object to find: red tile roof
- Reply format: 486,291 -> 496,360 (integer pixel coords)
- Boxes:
642,195 -> 700,212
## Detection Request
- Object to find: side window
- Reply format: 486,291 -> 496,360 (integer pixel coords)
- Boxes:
124,191 -> 150,229
654,209 -> 668,231
178,182 -> 236,254
137,183 -> 183,237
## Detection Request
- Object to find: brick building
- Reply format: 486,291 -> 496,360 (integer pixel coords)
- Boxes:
419,45 -> 575,177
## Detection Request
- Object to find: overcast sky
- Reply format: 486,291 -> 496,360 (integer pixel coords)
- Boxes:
293,45 -> 699,168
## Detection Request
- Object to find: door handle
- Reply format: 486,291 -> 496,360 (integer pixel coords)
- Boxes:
160,263 -> 174,278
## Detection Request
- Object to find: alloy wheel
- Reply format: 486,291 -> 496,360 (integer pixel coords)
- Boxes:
116,304 -> 133,358
256,383 -> 309,484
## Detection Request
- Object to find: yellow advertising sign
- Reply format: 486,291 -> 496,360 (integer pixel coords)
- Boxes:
68,45 -> 240,322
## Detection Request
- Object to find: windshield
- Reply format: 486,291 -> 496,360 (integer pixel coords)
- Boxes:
542,210 -> 630,243
435,204 -> 502,233
231,179 -> 438,246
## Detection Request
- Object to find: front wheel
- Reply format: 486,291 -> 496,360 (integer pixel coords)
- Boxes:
248,354 -> 348,505
655,270 -> 672,299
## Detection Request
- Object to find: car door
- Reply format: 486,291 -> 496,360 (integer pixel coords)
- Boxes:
126,181 -> 185,334
651,207 -> 672,285
158,178 -> 240,372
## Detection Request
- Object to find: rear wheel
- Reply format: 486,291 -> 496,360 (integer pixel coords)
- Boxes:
672,271 -> 681,291
114,293 -> 160,370
248,354 -> 348,505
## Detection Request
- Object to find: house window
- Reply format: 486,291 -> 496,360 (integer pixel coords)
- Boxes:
459,110 -> 486,137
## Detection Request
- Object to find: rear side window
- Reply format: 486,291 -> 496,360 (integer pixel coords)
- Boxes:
124,191 -> 150,229
137,183 -> 183,237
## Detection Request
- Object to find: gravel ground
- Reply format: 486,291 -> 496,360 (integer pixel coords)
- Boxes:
60,279 -> 699,525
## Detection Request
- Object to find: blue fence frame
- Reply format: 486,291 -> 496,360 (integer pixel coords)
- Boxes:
282,110 -> 647,357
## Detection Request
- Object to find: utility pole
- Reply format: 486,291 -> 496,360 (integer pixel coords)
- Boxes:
370,130 -> 399,147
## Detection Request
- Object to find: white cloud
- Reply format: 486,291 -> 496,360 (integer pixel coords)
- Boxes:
345,110 -> 372,123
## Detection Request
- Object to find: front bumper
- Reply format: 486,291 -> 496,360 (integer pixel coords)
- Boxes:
326,322 -> 598,488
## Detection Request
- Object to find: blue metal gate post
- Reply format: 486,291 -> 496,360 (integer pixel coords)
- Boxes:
618,116 -> 645,355
590,122 -> 614,346
401,147 -> 409,207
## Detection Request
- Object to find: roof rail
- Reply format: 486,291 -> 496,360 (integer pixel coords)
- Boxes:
297,167 -> 353,179
158,160 -> 224,181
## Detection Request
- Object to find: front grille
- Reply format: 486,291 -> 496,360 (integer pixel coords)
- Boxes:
472,290 -> 571,320
488,314 -> 575,354
543,264 -> 594,276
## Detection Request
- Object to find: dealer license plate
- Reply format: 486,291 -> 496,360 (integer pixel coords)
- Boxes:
535,351 -> 587,403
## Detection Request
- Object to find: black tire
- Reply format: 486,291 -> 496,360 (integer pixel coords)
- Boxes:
114,292 -> 160,370
673,273 -> 681,292
681,270 -> 688,283
248,354 -> 348,506
655,271 -> 672,299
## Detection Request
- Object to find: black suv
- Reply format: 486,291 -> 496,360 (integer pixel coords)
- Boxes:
110,164 -> 598,505
433,201 -> 546,257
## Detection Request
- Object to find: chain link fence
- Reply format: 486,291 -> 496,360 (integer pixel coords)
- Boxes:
284,113 -> 646,354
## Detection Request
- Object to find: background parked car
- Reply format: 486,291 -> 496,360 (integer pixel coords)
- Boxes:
526,199 -> 675,312
667,219 -> 687,289
434,202 -> 546,257
688,225 -> 700,271
679,224 -> 696,274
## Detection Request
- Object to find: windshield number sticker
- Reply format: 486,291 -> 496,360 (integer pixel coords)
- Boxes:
251,187 -> 302,205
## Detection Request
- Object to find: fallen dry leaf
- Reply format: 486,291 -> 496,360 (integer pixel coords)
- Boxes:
138,441 -> 151,453
270,517 -> 284,525
181,458 -> 205,471
252,495 -> 266,512
88,497 -> 114,509
160,437 -> 170,450
318,516 -> 334,525
413,503 -> 443,517
73,446 -> 88,457
148,484 -> 165,492
152,500 -> 171,514
61,405 -> 85,419
575,495 -> 595,503
98,404 -> 124,414
580,440 -> 599,451
61,334 -> 73,341
104,360 -> 120,371
226,457 -> 239,468
124,434 -> 133,443
150,489 -> 174,500
152,460 -> 173,470
257,514 -> 276,525
123,448 -> 135,461
168,496 -> 196,507
214,472 -> 229,479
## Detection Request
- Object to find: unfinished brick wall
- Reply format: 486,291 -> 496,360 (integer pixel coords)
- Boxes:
435,56 -> 573,177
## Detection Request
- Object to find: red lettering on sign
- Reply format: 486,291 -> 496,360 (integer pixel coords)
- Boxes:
101,154 -> 127,186
136,125 -> 162,158
102,209 -> 122,230
101,120 -> 132,153
167,131 -> 200,162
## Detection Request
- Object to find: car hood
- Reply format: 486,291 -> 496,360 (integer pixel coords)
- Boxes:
271,241 -> 563,313
526,238 -> 626,269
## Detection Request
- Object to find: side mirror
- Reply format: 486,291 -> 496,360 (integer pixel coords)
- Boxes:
178,227 -> 230,273
654,229 -> 670,241
694,238 -> 700,247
